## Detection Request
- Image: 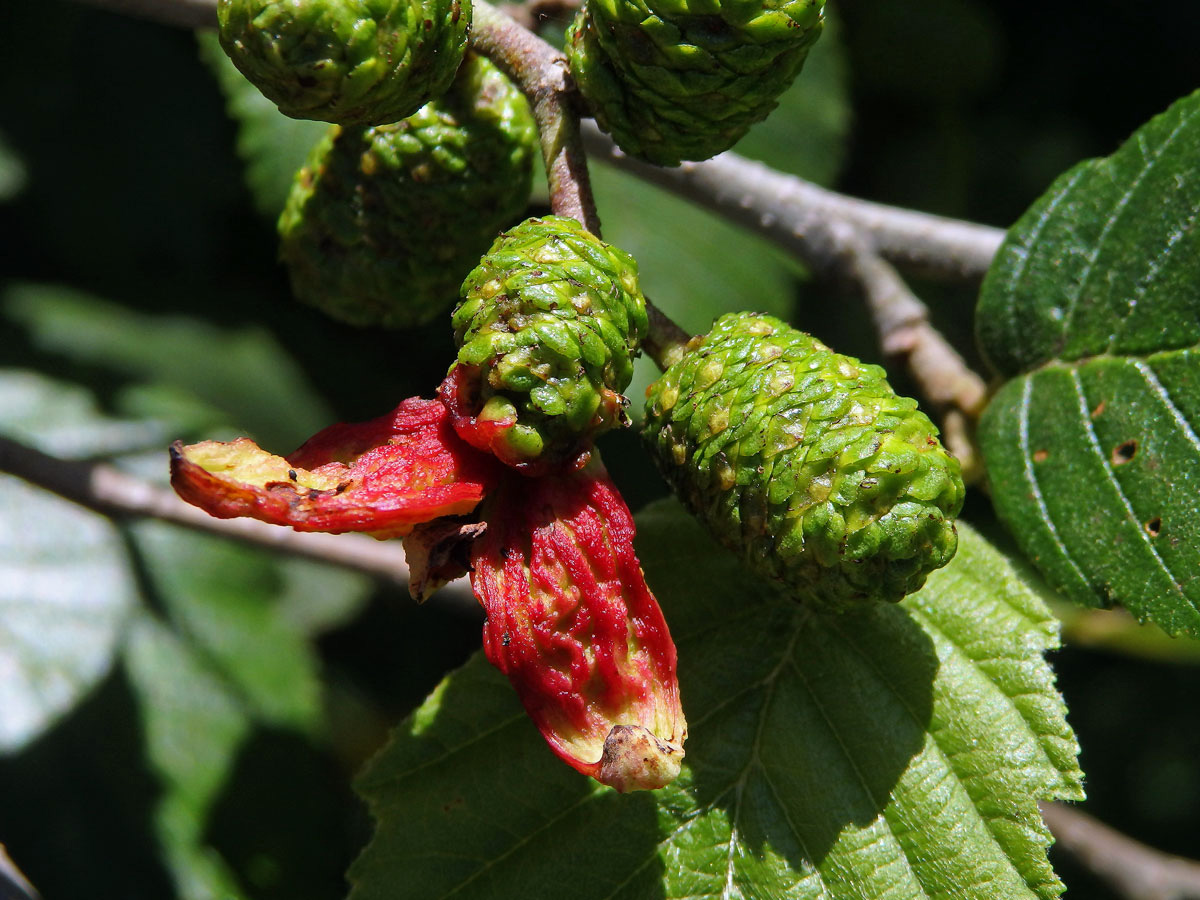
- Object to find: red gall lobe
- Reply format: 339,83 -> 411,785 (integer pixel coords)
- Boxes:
169,393 -> 686,791
169,397 -> 501,538
470,458 -> 687,791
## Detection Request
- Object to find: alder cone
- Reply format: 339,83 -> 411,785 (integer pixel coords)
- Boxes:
277,55 -> 537,328
218,0 -> 470,126
565,0 -> 825,166
643,312 -> 965,609
446,215 -> 648,469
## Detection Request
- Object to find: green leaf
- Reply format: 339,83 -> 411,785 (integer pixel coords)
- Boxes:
0,371 -> 145,752
197,31 -> 329,219
976,90 -> 1200,636
120,518 -> 368,898
350,504 -> 1081,900
0,367 -> 165,455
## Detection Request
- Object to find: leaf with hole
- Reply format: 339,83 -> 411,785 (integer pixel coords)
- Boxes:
976,89 -> 1200,637
349,501 -> 1081,900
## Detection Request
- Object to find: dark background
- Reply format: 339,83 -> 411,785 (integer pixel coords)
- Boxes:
1,0 -> 1197,896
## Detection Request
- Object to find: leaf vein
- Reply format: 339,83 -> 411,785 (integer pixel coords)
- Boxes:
1132,358 -> 1200,454
1062,102 -> 1198,347
759,769 -> 832,900
827,613 -> 1062,876
436,789 -> 603,899
1104,200 -> 1200,354
1069,369 -> 1192,604
378,711 -> 529,785
598,620 -> 807,900
1017,376 -> 1093,593
1001,168 -> 1089,370
721,623 -> 804,899
787,658 -> 930,894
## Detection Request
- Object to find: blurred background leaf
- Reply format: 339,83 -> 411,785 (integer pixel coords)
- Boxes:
0,371 -> 147,753
0,129 -> 28,205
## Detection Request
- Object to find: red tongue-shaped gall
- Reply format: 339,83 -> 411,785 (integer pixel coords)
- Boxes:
170,397 -> 501,538
470,458 -> 686,791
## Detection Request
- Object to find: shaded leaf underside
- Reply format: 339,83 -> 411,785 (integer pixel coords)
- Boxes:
351,505 -> 1081,900
977,89 -> 1200,635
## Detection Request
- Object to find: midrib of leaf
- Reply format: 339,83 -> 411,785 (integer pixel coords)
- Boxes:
1068,369 -> 1192,606
1133,359 -> 1200,450
351,514 -> 1080,900
1018,342 -> 1200,374
1105,203 -> 1200,354
994,166 -> 1088,372
1058,107 -> 1195,347
669,588 -> 1061,900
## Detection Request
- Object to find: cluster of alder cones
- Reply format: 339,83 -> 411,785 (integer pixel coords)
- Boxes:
170,0 -> 965,791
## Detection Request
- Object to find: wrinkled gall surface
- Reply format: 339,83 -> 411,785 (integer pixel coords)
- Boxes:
170,398 -> 501,538
218,0 -> 471,126
170,383 -> 685,791
566,0 -> 825,165
278,55 -> 537,328
446,215 -> 649,470
472,459 -> 686,791
644,312 -> 964,609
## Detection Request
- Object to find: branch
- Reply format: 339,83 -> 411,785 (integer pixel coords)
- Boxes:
582,122 -> 1005,282
471,0 -> 600,234
0,844 -> 39,900
1041,801 -> 1200,900
0,433 -> 473,604
642,301 -> 694,370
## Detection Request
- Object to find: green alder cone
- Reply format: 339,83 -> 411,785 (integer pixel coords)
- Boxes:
643,312 -> 964,609
565,0 -> 825,166
276,54 -> 538,328
218,0 -> 471,126
448,215 -> 649,468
